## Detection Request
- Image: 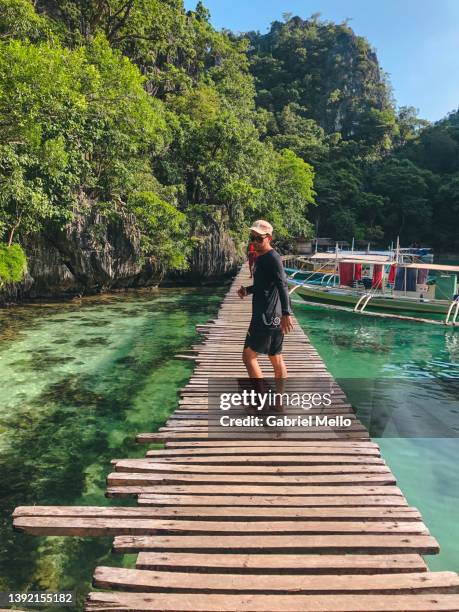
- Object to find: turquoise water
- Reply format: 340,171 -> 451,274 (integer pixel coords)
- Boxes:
0,288 -> 224,610
293,300 -> 459,573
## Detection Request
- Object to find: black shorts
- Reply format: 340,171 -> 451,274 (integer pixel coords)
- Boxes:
244,325 -> 284,356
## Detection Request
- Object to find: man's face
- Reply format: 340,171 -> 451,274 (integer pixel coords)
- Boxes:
249,231 -> 270,253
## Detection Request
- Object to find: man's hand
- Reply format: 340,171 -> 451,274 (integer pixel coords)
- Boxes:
237,286 -> 247,299
281,314 -> 293,334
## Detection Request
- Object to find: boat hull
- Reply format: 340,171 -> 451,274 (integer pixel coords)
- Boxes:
291,284 -> 451,315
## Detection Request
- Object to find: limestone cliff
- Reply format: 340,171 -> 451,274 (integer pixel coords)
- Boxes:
0,206 -> 241,304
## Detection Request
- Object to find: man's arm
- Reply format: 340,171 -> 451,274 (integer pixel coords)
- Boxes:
272,255 -> 294,333
237,285 -> 253,299
272,256 -> 292,315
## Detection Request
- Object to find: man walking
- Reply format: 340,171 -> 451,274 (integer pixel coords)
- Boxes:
238,220 -> 293,380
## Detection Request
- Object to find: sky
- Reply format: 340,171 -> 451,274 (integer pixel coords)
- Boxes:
183,0 -> 459,122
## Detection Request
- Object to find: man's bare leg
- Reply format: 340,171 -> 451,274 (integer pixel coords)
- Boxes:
242,347 -> 266,411
269,353 -> 288,379
242,347 -> 263,378
269,353 -> 288,411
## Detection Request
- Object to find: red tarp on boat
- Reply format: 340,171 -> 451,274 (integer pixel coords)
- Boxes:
372,264 -> 383,289
339,263 -> 354,286
339,263 -> 363,286
388,264 -> 396,284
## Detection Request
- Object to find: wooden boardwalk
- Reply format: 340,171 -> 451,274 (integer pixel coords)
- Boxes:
13,265 -> 459,611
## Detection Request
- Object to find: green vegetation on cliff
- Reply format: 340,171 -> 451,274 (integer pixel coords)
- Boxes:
248,16 -> 458,249
0,243 -> 26,285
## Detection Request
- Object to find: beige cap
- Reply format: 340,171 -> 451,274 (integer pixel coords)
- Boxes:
250,219 -> 273,235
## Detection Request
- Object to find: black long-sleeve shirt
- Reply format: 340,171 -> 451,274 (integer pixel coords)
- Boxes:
245,249 -> 292,330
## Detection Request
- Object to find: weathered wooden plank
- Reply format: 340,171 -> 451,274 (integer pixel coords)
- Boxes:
106,471 -> 397,487
148,442 -> 372,451
140,432 -> 371,441
143,454 -> 384,465
85,592 -> 459,611
157,425 -> 367,433
12,505 -> 422,521
136,494 -> 408,507
114,460 -> 390,474
112,534 -> 439,554
135,552 -> 427,574
13,517 -> 428,537
93,567 -> 458,593
107,484 -> 403,497
166,411 -> 356,423
162,440 -> 379,449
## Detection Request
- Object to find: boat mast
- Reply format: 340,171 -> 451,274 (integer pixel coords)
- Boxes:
335,242 -> 339,287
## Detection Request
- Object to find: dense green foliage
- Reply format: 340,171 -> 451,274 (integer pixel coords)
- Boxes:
0,243 -> 26,284
0,0 -> 315,277
249,16 -> 459,250
0,2 -> 457,280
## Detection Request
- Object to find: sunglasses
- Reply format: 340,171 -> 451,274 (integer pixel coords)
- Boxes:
249,233 -> 269,243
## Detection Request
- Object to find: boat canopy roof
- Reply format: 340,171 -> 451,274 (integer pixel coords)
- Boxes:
309,252 -> 392,263
400,263 -> 459,272
292,252 -> 459,272
340,257 -> 393,265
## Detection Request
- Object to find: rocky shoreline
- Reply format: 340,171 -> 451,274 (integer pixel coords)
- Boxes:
0,206 -> 242,306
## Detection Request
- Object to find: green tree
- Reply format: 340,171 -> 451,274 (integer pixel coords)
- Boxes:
371,158 -> 437,243
0,243 -> 27,285
0,0 -> 50,41
248,15 -> 395,139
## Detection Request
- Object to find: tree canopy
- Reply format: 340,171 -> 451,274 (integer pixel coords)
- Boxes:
0,0 -> 317,282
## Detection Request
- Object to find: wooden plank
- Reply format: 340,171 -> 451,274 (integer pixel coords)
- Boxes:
136,494 -> 409,507
93,567 -> 458,593
114,460 -> 390,474
141,433 -> 371,441
157,426 -> 367,433
135,552 -> 427,574
85,592 -> 459,611
107,485 -> 403,497
106,472 -> 397,487
143,454 -> 384,464
12,505 -> 422,521
13,517 -> 428,537
162,440 -> 379,449
166,412 -> 356,423
146,441 -> 373,451
112,534 -> 439,554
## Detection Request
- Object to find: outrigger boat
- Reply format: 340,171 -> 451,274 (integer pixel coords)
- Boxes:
284,246 -> 459,325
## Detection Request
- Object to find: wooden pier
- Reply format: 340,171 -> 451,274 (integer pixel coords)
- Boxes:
13,265 -> 459,611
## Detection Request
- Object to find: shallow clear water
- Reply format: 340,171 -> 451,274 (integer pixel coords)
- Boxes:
0,288 -> 224,610
293,300 -> 459,573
